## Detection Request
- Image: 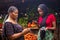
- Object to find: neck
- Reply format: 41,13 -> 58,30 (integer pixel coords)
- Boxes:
7,16 -> 17,23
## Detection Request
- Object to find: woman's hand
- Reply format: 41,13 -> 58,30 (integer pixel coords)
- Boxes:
40,27 -> 48,31
45,27 -> 48,31
22,28 -> 31,35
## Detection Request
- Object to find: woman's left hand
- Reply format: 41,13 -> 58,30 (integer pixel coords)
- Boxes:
45,27 -> 48,31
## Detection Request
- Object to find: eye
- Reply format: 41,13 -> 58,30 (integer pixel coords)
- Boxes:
14,11 -> 18,14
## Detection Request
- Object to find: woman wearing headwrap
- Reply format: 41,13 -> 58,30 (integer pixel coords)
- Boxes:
37,4 -> 56,40
2,6 -> 31,40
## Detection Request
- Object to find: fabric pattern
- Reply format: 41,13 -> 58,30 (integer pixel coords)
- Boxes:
2,22 -> 24,40
38,30 -> 53,40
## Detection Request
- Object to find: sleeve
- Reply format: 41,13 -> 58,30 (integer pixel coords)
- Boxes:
51,14 -> 56,22
4,22 -> 14,36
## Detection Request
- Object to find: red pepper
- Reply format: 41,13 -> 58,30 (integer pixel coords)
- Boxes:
0,23 -> 3,29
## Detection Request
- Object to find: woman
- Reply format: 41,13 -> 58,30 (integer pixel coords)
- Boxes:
37,4 -> 56,40
2,6 -> 31,40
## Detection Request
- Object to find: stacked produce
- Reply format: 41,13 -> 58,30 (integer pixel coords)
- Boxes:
24,33 -> 37,40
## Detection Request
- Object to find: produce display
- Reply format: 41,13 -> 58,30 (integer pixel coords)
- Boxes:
24,33 -> 37,40
19,17 -> 28,28
31,20 -> 37,28
27,22 -> 31,28
0,23 -> 3,29
27,20 -> 37,28
0,19 -> 3,29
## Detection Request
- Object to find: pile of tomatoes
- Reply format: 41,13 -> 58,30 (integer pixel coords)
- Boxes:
24,33 -> 37,40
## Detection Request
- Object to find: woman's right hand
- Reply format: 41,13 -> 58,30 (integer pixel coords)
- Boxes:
22,28 -> 31,35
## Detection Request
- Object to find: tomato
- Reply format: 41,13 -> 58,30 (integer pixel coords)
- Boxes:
24,33 -> 37,40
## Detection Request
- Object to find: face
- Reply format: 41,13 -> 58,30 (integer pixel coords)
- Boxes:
38,8 -> 44,16
10,10 -> 18,20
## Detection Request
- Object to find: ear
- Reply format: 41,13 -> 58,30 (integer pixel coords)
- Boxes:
9,12 -> 12,16
9,12 -> 13,14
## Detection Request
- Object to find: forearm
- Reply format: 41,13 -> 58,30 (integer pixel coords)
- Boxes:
9,28 -> 30,40
47,27 -> 56,30
9,32 -> 24,40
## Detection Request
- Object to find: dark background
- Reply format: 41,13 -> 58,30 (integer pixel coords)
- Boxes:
0,0 -> 60,14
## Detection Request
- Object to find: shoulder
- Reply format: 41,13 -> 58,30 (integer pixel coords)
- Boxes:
48,13 -> 55,18
49,13 -> 55,16
4,22 -> 13,26
48,13 -> 56,21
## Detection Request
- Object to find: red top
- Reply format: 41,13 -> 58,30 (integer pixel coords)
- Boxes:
38,14 -> 56,28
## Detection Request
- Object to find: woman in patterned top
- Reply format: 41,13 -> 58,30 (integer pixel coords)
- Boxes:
2,6 -> 31,40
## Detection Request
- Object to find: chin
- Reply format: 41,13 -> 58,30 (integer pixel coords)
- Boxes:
13,18 -> 17,20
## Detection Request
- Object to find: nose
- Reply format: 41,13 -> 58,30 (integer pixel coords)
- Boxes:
16,13 -> 18,16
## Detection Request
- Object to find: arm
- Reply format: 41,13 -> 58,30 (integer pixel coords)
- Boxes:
46,21 -> 56,30
0,29 -> 2,34
9,28 -> 30,40
5,23 -> 30,40
9,32 -> 23,40
46,14 -> 56,30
